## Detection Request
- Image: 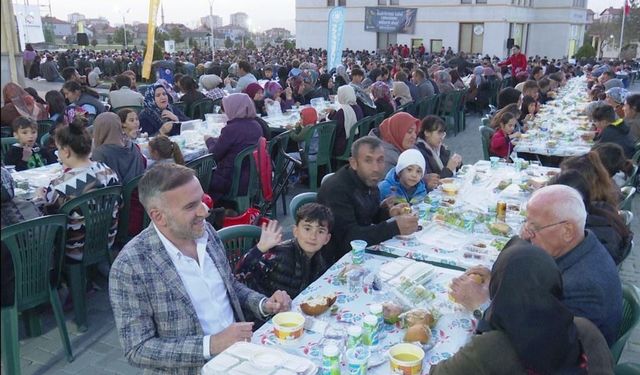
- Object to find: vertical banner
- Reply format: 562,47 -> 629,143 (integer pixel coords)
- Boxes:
142,0 -> 161,80
327,6 -> 346,72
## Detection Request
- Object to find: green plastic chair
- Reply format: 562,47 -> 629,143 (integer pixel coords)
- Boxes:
189,98 -> 214,120
479,125 -> 495,161
334,115 -> 373,167
417,95 -> 439,119
60,185 -> 122,332
116,175 -> 151,246
137,84 -> 149,95
488,79 -> 502,107
371,112 -> 385,129
394,101 -> 417,117
111,105 -> 143,114
619,187 -> 636,211
221,145 -> 259,213
40,133 -> 51,149
217,224 -> 262,270
615,363 -> 640,375
1,215 -> 74,375
172,101 -> 187,115
37,120 -> 54,145
303,121 -> 337,191
500,77 -> 512,90
455,88 -> 469,131
1,136 -> 17,163
611,283 -> 640,364
289,192 -> 318,217
437,90 -> 467,135
186,153 -> 217,192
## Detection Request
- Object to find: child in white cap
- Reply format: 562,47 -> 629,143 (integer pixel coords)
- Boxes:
378,149 -> 428,205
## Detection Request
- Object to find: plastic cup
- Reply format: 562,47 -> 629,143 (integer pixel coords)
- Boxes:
346,346 -> 370,375
350,240 -> 367,264
347,269 -> 364,294
362,315 -> 379,346
490,157 -> 499,169
388,343 -> 425,375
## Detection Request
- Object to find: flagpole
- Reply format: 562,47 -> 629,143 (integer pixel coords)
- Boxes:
619,0 -> 626,58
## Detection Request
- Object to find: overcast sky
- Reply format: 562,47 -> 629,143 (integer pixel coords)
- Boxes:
36,0 -> 619,33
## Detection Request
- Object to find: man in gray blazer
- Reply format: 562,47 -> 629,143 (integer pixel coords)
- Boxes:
109,164 -> 291,374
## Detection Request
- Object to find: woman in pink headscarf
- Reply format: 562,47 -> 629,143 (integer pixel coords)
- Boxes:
369,111 -> 420,174
1,83 -> 48,127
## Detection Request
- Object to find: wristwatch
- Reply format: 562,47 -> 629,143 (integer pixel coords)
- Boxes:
473,308 -> 484,320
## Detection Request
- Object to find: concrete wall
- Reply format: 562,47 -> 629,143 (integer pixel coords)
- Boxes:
295,0 -> 587,58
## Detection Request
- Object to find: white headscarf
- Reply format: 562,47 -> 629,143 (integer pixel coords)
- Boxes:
337,85 -> 358,136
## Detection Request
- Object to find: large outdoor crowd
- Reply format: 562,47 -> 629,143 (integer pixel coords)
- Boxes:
2,41 -> 639,374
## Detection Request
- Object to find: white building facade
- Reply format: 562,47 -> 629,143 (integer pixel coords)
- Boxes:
296,0 -> 588,58
230,12 -> 249,29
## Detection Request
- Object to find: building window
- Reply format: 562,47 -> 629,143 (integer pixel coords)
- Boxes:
459,23 -> 484,54
476,0 -> 487,4
461,0 -> 472,3
338,0 -> 346,6
390,0 -> 400,5
509,23 -> 528,51
378,0 -> 387,4
327,0 -> 335,6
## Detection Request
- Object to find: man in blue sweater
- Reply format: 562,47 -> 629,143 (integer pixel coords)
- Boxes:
450,185 -> 622,346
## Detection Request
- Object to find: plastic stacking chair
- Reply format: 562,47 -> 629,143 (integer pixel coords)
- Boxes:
417,95 -> 439,119
60,185 -> 122,332
266,131 -> 300,218
611,283 -> 640,364
186,153 -> 216,192
1,215 -> 74,375
334,116 -> 372,167
614,362 -> 640,375
302,121 -> 336,191
189,98 -> 214,120
116,175 -> 151,245
217,224 -> 262,270
619,187 -> 636,211
220,145 -> 259,213
479,125 -> 495,161
111,105 -> 143,114
1,136 -> 17,163
172,101 -> 187,115
289,192 -> 318,217
394,101 -> 417,117
36,120 -> 54,144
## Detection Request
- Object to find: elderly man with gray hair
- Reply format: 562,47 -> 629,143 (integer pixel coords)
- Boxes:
450,184 -> 622,346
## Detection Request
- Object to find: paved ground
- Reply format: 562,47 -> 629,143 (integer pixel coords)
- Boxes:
1,79 -> 638,374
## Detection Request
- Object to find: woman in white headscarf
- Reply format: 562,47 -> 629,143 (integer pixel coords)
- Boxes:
392,81 -> 413,107
199,74 -> 226,102
329,85 -> 364,156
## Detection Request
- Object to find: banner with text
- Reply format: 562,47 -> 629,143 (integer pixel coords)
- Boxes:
327,6 -> 346,72
142,0 -> 161,80
364,7 -> 417,34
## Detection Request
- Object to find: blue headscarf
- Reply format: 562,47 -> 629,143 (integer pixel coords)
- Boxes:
143,83 -> 176,128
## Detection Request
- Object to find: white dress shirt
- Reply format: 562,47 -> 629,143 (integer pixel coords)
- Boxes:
154,224 -> 234,359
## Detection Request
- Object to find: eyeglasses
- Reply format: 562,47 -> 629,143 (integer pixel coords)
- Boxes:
522,220 -> 568,238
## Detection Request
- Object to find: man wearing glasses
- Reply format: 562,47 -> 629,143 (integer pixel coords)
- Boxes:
450,185 -> 622,346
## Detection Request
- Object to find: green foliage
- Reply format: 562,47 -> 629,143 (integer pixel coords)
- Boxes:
113,27 -> 134,46
43,26 -> 55,43
245,39 -> 256,49
574,43 -> 596,59
224,37 -> 233,48
90,38 -> 98,47
169,28 -> 184,43
155,28 -> 169,43
107,35 -> 113,44
188,37 -> 198,48
283,39 -> 296,50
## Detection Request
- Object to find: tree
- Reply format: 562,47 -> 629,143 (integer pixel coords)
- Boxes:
588,2 -> 639,52
43,26 -> 55,43
224,37 -> 233,48
90,38 -> 98,47
169,27 -> 184,43
283,39 -> 295,50
574,42 -> 596,59
113,27 -> 134,46
155,28 -> 169,43
107,35 -> 113,45
188,37 -> 198,49
245,39 -> 256,49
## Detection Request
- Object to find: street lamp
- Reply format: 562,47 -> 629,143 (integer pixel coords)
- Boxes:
208,0 -> 215,59
115,6 -> 131,49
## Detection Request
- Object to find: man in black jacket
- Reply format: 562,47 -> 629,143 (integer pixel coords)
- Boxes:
318,136 -> 419,263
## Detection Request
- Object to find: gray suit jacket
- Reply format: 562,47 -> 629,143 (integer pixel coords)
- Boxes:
109,223 -> 265,374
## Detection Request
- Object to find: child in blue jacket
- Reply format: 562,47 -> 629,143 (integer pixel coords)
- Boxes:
378,149 -> 428,205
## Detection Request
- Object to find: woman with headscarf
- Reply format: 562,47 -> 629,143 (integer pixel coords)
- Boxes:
466,66 -> 485,111
318,73 -> 334,101
200,74 -> 226,102
243,83 -> 271,139
434,241 -> 613,374
179,76 -> 205,117
392,81 -> 413,107
264,81 -> 294,112
369,112 -> 419,174
334,65 -> 349,88
138,83 -> 190,137
204,93 -> 264,200
370,81 -> 395,118
1,83 -> 48,127
91,112 -> 146,184
328,85 -> 364,157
